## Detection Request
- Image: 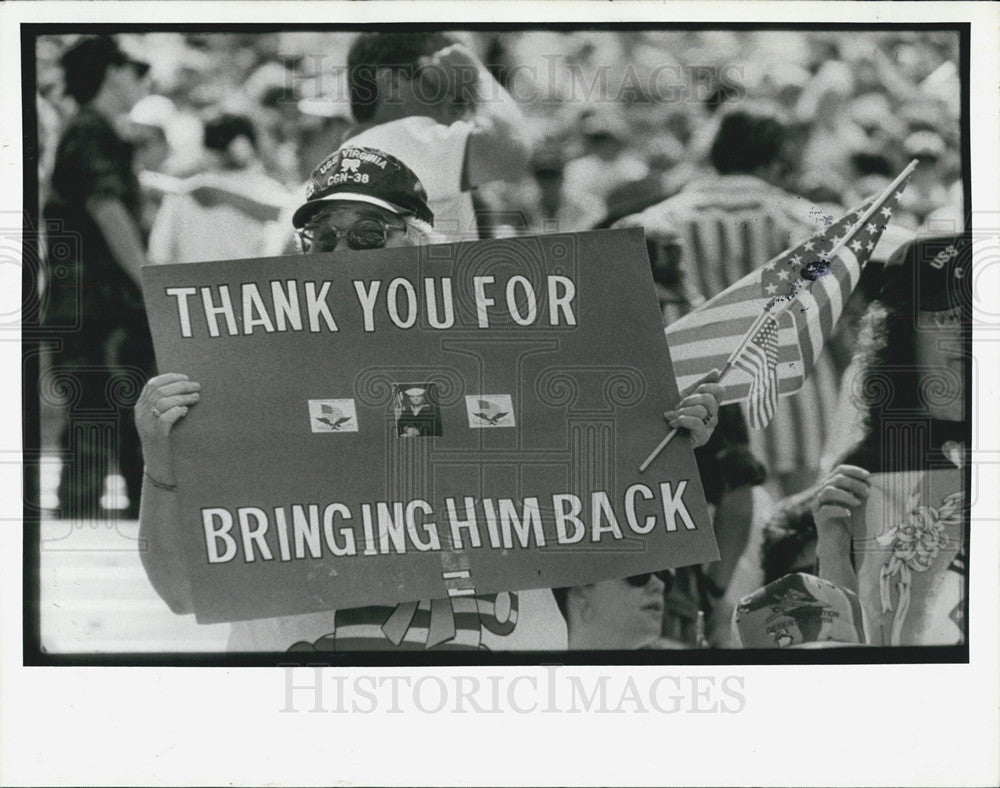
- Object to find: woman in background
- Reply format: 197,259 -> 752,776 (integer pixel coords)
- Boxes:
812,234 -> 969,646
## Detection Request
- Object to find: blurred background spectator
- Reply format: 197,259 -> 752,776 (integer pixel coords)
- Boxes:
41,35 -> 155,519
147,112 -> 290,264
34,29 -> 963,244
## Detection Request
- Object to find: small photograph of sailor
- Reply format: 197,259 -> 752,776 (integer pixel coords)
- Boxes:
393,383 -> 442,438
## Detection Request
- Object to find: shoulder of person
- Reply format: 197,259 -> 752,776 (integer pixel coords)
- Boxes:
67,106 -> 113,133
769,188 -> 832,231
643,636 -> 689,650
206,169 -> 291,205
566,190 -> 606,220
614,193 -> 687,235
348,116 -> 472,145
57,108 -> 118,155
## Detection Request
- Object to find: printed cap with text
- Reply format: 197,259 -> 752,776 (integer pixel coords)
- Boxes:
292,146 -> 434,229
883,233 -> 972,313
732,573 -> 867,648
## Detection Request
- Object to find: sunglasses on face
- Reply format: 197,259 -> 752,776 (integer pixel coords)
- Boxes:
919,309 -> 962,330
626,569 -> 675,591
298,215 -> 407,254
125,59 -> 151,79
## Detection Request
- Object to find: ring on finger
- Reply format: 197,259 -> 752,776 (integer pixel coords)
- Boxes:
151,405 -> 162,419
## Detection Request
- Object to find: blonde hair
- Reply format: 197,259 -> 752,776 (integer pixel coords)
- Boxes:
400,215 -> 447,247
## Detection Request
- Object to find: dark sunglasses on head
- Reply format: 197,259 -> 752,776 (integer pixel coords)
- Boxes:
626,569 -> 675,591
298,215 -> 406,254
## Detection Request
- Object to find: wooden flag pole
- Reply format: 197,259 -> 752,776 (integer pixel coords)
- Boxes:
637,428 -> 679,473
638,160 -> 918,474
639,304 -> 773,473
638,356 -> 739,473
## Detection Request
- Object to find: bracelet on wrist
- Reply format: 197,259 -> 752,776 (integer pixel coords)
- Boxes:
144,468 -> 178,491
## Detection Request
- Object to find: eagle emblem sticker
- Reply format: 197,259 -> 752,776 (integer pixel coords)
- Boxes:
309,399 -> 358,433
466,395 -> 515,428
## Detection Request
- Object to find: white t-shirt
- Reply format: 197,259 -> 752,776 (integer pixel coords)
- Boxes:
343,116 -> 476,240
148,169 -> 290,264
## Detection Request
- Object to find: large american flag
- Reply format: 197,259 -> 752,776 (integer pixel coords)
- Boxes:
664,166 -> 915,417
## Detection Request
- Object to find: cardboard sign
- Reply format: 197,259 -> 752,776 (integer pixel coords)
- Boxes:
142,229 -> 718,623
851,468 -> 966,646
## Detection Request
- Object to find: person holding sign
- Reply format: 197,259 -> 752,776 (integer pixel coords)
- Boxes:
812,234 -> 969,646
136,145 -> 724,651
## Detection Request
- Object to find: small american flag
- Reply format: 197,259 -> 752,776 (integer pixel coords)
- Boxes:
733,315 -> 780,428
665,163 -> 916,414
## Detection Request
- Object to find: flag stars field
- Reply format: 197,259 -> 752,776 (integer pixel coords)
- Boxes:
663,161 -> 917,418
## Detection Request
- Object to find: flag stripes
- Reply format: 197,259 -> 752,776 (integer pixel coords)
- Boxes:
661,166 -> 914,431
666,214 -> 870,404
733,316 -> 780,428
670,188 -> 808,300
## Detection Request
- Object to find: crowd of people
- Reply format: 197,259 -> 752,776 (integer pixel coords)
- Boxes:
35,30 -> 967,652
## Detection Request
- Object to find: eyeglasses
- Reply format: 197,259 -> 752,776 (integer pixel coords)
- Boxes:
626,570 -> 675,591
298,215 -> 407,254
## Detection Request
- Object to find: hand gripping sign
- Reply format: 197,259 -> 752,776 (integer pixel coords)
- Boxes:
141,229 -> 718,623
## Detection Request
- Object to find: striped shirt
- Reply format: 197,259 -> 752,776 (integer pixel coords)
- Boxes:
228,592 -> 522,652
624,174 -> 840,480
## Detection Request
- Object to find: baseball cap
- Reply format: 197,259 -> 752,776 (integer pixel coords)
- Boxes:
61,35 -> 149,77
732,573 -> 867,648
903,130 -> 946,161
581,110 -> 629,141
292,146 -> 434,229
883,233 -> 971,313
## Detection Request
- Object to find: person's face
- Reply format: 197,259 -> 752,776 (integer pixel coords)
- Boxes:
108,60 -> 151,111
533,168 -> 563,198
225,135 -> 257,170
575,573 -> 667,649
299,203 -> 410,257
408,394 -> 425,407
389,68 -> 470,126
915,307 -> 965,421
587,133 -> 622,160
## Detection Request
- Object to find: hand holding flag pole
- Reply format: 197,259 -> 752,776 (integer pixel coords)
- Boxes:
638,357 -> 738,474
639,159 -> 918,473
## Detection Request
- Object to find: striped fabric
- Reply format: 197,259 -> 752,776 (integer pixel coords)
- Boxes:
335,597 -> 487,651
665,174 -> 912,434
628,176 -> 840,478
666,201 -> 871,401
631,175 -> 820,298
733,315 -> 780,428
284,592 -> 522,652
